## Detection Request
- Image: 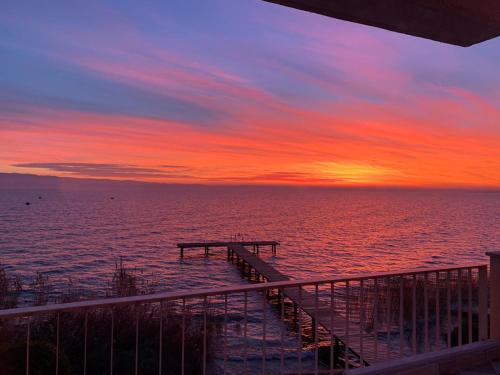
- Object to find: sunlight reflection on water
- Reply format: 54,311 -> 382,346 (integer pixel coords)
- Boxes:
1,186 -> 498,295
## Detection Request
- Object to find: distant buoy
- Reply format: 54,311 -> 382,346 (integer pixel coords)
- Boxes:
25,202 -> 30,205
110,197 -> 115,200
38,196 -> 42,199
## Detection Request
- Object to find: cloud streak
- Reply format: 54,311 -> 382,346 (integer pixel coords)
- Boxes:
13,163 -> 194,179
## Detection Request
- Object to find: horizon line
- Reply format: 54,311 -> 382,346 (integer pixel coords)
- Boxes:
1,172 -> 500,191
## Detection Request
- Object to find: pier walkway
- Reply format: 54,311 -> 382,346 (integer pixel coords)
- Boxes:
177,240 -> 395,365
228,243 -> 288,282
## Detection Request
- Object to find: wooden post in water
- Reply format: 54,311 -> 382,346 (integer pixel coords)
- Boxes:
312,318 -> 316,342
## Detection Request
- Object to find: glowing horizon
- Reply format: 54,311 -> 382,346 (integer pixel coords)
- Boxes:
1,0 -> 499,188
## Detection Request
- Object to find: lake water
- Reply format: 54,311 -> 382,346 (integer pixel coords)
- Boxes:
1,186 -> 498,295
1,186 -> 499,373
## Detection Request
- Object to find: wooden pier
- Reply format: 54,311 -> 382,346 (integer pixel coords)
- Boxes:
177,240 -> 395,365
177,240 -> 278,258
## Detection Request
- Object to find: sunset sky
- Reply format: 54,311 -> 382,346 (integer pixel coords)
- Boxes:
1,0 -> 499,187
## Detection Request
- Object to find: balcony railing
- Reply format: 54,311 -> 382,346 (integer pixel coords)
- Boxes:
0,263 -> 490,375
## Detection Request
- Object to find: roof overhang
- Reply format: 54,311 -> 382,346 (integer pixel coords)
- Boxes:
263,0 -> 500,46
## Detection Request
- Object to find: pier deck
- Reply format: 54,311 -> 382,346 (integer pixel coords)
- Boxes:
177,240 -> 396,365
228,243 -> 397,365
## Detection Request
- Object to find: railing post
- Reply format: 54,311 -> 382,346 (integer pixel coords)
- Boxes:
486,252 -> 500,340
478,266 -> 489,341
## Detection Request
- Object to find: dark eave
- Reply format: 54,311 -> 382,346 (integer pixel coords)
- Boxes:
263,0 -> 500,46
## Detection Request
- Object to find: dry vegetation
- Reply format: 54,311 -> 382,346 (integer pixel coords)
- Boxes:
357,275 -> 481,351
0,262 -> 218,374
0,266 -> 22,309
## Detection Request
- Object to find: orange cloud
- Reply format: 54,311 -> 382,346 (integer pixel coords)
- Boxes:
2,98 -> 500,188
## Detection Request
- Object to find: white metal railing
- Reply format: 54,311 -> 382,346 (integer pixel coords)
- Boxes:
0,263 -> 489,375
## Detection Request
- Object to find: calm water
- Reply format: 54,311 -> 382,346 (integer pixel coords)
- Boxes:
1,186 -> 499,373
1,186 -> 498,293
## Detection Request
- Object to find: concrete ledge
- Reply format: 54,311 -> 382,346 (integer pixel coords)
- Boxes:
347,340 -> 500,375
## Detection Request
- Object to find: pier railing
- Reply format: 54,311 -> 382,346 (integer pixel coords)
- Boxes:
0,263 -> 491,374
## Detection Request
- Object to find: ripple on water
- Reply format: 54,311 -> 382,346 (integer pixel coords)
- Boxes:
0,187 -> 498,294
